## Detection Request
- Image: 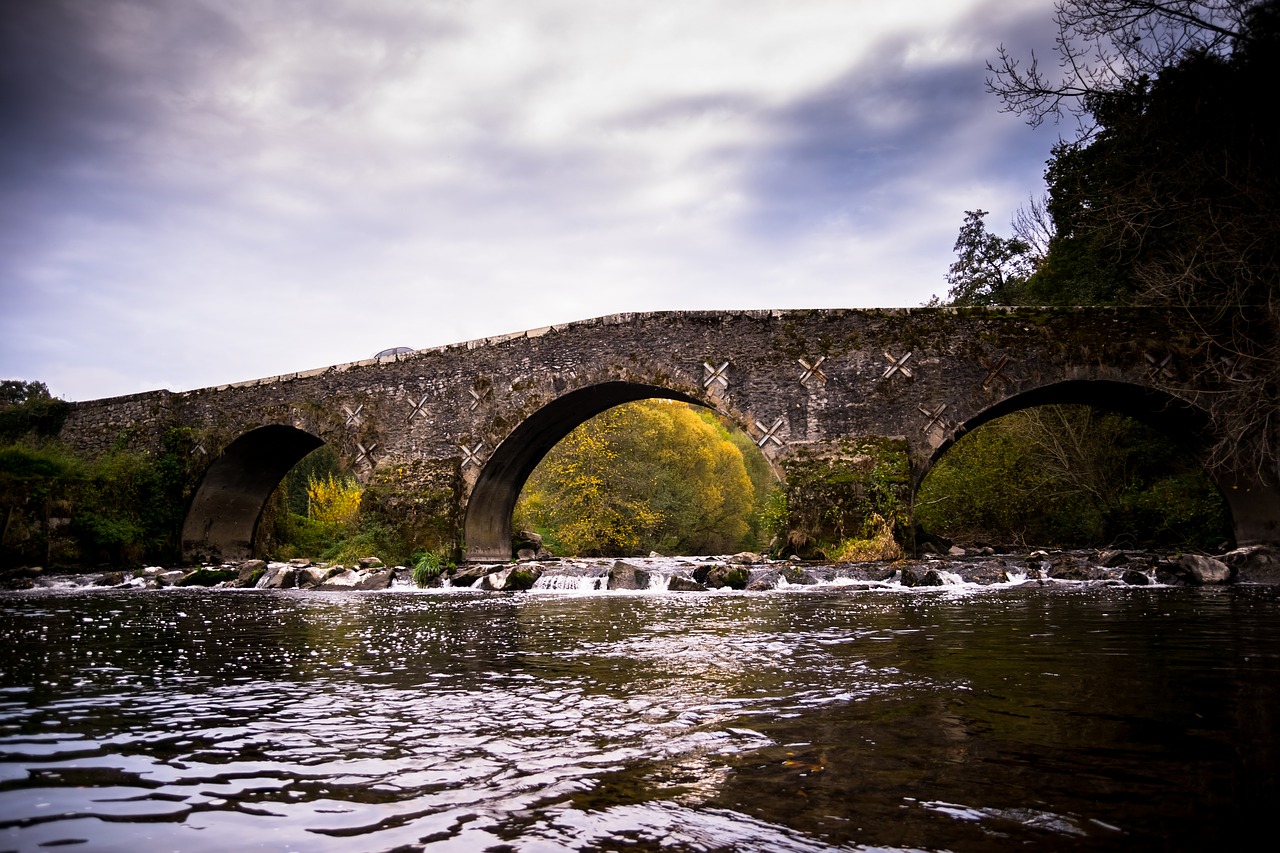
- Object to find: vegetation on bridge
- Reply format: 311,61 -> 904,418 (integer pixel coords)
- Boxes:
1,382 -> 192,568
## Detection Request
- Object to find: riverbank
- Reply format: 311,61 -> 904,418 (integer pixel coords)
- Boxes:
5,544 -> 1278,592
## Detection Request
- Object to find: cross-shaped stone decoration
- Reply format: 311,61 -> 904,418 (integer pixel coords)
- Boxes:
355,442 -> 378,467
468,387 -> 491,411
754,417 -> 785,448
981,355 -> 1011,389
460,441 -> 486,468
343,404 -> 364,427
798,356 -> 827,386
408,395 -> 429,422
703,361 -> 730,392
1145,351 -> 1174,380
882,351 -> 913,380
918,404 -> 949,432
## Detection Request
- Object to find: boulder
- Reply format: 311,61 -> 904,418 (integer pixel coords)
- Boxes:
729,552 -> 765,565
1221,546 -> 1280,585
777,565 -> 817,586
1122,568 -> 1152,585
358,556 -> 384,569
318,569 -> 360,588
236,560 -> 267,586
947,545 -> 967,557
446,564 -> 497,587
608,561 -> 650,590
1177,554 -> 1232,585
666,575 -> 708,591
1097,549 -> 1129,567
353,568 -> 395,590
1048,557 -> 1101,581
260,565 -> 298,589
176,567 -> 236,587
477,565 -> 542,591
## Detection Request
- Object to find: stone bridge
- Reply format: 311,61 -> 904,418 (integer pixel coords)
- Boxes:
57,308 -> 1280,561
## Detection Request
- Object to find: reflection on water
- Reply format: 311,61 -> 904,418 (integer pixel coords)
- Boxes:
1,584 -> 1277,851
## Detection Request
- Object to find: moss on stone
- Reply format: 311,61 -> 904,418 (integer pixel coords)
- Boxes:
176,567 -> 237,587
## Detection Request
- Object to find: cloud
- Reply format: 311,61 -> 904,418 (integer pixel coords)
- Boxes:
0,0 -> 1060,401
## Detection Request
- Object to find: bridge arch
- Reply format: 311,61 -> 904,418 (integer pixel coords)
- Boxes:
181,424 -> 324,562
918,379 -> 1265,547
464,381 -> 730,561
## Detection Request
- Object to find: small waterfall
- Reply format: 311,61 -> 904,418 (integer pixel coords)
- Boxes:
645,574 -> 672,591
531,573 -> 609,592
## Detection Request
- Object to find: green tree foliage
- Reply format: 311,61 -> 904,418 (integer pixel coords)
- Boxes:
0,430 -> 191,568
985,0 -> 1280,473
944,210 -> 1036,306
516,400 -> 763,557
917,406 -> 1230,549
0,381 -> 70,443
924,1 -> 1274,550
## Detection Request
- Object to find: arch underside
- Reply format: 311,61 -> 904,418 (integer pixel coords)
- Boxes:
924,379 -> 1276,548
464,381 -> 704,561
181,424 -> 324,562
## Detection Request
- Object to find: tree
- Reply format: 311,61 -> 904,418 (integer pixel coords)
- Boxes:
517,401 -> 760,557
985,0 -> 1280,476
943,210 -> 1036,306
987,0 -> 1255,132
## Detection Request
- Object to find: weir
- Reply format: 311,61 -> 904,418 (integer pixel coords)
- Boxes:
53,307 -> 1280,561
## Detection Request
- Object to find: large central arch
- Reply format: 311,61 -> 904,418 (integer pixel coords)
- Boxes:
464,382 -> 708,561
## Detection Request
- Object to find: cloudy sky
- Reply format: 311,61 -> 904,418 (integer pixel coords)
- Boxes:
1,0 -> 1063,402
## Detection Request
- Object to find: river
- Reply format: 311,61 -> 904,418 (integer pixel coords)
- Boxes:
2,579 -> 1277,852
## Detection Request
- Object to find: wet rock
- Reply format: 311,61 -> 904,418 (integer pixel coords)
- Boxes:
1221,545 -> 1280,584
746,570 -> 781,591
261,565 -> 298,589
1122,568 -> 1152,585
358,557 -> 384,569
1048,557 -> 1101,581
477,565 -> 542,591
294,566 -> 334,588
778,565 -> 818,586
899,566 -> 920,587
0,568 -> 37,590
1177,554 -> 1232,585
666,575 -> 707,592
235,560 -> 267,587
177,567 -> 237,587
446,564 -> 496,587
729,552 -> 765,565
1097,549 -> 1129,567
354,568 -> 395,590
318,568 -> 357,588
956,562 -> 1009,584
947,545 -> 967,557
1154,559 -> 1183,585
608,561 -> 650,590
692,564 -> 751,589
900,565 -> 955,587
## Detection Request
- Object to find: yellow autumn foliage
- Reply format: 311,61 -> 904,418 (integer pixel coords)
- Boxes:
517,400 -> 762,556
306,473 -> 362,529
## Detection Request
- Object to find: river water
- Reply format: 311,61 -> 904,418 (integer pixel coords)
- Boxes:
1,579 -> 1277,852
